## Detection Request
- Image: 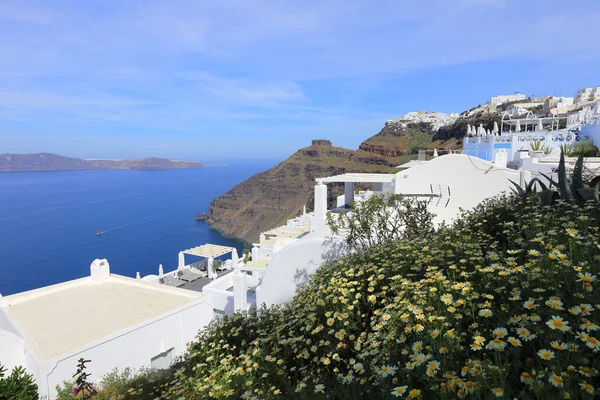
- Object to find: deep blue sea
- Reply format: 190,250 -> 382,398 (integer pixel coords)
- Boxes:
0,162 -> 273,296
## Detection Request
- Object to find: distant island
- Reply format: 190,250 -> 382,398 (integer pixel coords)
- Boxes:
0,153 -> 205,172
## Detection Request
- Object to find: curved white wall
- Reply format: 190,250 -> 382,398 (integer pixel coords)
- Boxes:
395,154 -> 519,224
257,236 -> 347,307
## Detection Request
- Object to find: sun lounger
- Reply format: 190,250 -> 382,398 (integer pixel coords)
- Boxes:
160,275 -> 186,287
177,268 -> 205,282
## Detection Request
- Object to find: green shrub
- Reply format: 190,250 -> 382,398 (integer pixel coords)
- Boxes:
327,194 -> 434,252
57,365 -> 173,400
0,363 -> 38,400
568,141 -> 600,157
163,194 -> 600,399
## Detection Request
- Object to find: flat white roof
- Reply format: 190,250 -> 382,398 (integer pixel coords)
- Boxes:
396,160 -> 427,169
264,224 -> 309,237
316,173 -> 395,184
2,276 -> 206,361
183,244 -> 234,258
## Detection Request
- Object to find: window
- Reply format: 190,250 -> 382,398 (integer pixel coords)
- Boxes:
151,347 -> 174,369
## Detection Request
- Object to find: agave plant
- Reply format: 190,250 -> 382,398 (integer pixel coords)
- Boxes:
559,143 -> 571,155
510,150 -> 599,207
530,140 -> 544,151
538,150 -> 600,206
508,177 -> 549,203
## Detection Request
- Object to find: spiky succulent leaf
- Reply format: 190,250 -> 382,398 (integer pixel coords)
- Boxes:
575,188 -> 598,203
558,150 -> 574,202
537,190 -> 556,206
539,172 -> 557,189
508,179 -> 526,198
572,151 -> 584,191
528,178 -> 547,192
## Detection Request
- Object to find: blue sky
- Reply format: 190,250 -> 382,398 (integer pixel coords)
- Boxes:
1,0 -> 600,161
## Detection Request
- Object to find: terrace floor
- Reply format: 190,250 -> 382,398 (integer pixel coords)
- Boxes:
179,270 -> 233,292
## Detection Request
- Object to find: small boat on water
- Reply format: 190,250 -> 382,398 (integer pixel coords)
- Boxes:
96,231 -> 103,236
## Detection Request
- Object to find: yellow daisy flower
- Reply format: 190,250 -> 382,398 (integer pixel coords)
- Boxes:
537,349 -> 555,360
546,316 -> 571,332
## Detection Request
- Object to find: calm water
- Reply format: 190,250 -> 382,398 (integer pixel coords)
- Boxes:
0,162 -> 273,295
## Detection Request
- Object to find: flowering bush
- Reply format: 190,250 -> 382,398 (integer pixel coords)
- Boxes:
162,196 -> 600,398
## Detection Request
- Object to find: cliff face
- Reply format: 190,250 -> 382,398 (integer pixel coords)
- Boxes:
207,140 -> 358,243
0,153 -> 204,172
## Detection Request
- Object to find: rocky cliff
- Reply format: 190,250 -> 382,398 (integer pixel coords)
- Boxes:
207,120 -> 463,244
0,153 -> 204,172
207,140 -> 358,244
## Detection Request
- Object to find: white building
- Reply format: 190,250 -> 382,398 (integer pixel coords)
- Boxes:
0,259 -> 213,400
490,92 -> 526,106
574,87 -> 600,104
553,96 -> 574,109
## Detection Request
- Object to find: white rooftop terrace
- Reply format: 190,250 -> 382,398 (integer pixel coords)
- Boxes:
1,269 -> 206,361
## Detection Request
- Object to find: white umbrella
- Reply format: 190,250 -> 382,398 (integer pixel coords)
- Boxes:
136,272 -> 141,280
486,129 -> 491,136
466,125 -> 472,136
515,119 -> 521,132
493,121 -> 499,135
433,148 -> 439,157
158,264 -> 164,279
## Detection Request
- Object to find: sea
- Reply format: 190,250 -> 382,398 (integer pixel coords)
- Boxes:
0,162 -> 274,296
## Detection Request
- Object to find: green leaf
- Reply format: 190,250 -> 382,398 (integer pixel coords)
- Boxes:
527,178 -> 547,192
508,179 -> 525,198
537,190 -> 556,206
539,172 -> 557,189
558,150 -> 574,202
572,150 -> 584,191
575,188 -> 598,203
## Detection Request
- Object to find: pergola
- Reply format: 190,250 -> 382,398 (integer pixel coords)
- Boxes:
178,244 -> 237,271
315,173 -> 396,209
500,114 -> 568,134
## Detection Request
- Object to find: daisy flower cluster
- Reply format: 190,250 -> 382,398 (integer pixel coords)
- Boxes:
161,196 -> 600,399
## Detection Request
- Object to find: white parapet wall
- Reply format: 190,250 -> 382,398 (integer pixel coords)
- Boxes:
257,235 -> 347,307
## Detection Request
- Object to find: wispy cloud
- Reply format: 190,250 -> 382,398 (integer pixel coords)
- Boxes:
177,71 -> 307,104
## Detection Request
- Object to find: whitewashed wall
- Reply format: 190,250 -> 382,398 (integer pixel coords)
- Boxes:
257,236 -> 347,307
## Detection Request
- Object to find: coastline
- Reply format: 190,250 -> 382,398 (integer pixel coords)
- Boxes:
202,220 -> 252,249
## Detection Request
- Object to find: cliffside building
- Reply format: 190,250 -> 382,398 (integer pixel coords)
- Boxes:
575,87 -> 600,104
490,92 -> 526,106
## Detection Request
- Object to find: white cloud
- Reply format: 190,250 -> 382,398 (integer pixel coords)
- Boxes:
177,71 -> 307,104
